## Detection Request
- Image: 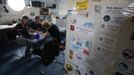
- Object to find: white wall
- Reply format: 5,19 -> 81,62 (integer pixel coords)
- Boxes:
0,4 -> 23,24
58,0 -> 68,16
0,0 -> 77,25
0,4 -> 40,25
0,0 -> 58,25
58,0 -> 77,16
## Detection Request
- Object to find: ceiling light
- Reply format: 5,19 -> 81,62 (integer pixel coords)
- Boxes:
7,0 -> 25,11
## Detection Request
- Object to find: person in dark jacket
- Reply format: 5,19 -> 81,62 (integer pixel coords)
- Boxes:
15,16 -> 32,38
29,16 -> 43,31
15,16 -> 32,57
42,20 -> 61,43
15,16 -> 29,33
42,20 -> 61,56
33,37 -> 59,67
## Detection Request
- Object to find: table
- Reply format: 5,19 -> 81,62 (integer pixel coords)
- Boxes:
22,32 -> 48,43
18,32 -> 49,56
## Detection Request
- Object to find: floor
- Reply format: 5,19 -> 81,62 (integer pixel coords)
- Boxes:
0,39 -> 65,75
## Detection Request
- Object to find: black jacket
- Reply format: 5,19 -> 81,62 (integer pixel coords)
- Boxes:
48,24 -> 61,43
40,39 -> 59,67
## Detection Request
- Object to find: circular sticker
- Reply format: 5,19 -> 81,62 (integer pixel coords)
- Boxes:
103,15 -> 111,22
119,63 -> 128,70
75,69 -> 81,75
99,37 -> 103,41
101,24 -> 105,29
122,49 -> 134,59
71,18 -> 77,24
97,47 -> 101,51
66,64 -> 73,71
89,71 -> 95,75
85,72 -> 90,75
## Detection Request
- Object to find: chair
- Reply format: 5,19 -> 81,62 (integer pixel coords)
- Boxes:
30,37 -> 60,75
17,29 -> 63,74
39,37 -> 59,66
10,29 -> 27,57
16,29 -> 34,57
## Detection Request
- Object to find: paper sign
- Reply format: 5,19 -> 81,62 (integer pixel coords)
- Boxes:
73,51 -> 90,70
102,6 -> 123,22
75,0 -> 88,10
71,12 -> 95,32
75,26 -> 94,36
101,6 -> 124,35
85,46 -> 114,71
74,19 -> 95,36
98,35 -> 117,48
101,23 -> 120,35
94,47 -> 114,64
70,35 -> 92,52
92,0 -> 101,2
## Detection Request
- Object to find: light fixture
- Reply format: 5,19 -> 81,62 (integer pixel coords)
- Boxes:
7,0 -> 25,11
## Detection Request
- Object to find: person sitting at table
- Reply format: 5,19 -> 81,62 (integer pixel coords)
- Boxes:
16,16 -> 29,30
16,16 -> 37,57
33,20 -> 61,57
42,20 -> 61,44
29,16 -> 43,31
42,20 -> 65,55
15,16 -> 33,38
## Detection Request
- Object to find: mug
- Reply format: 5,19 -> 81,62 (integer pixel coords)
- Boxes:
34,32 -> 40,39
